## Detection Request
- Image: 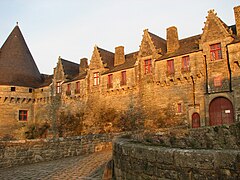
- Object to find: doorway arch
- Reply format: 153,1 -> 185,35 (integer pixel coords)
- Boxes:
209,97 -> 234,126
192,113 -> 200,128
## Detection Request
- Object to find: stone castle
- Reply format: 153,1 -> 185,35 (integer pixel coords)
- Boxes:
1,6 -> 240,138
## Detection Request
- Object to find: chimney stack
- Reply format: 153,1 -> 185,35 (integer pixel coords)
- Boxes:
114,46 -> 125,66
234,5 -> 240,37
167,26 -> 180,53
79,58 -> 88,73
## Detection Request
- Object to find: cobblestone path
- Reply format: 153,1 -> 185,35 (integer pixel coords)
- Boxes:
0,150 -> 112,180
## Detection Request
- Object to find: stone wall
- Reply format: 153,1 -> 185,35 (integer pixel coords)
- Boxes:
0,133 -> 114,168
113,123 -> 240,179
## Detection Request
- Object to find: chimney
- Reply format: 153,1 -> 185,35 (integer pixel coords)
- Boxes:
114,46 -> 125,66
234,5 -> 240,37
79,58 -> 88,73
167,26 -> 180,53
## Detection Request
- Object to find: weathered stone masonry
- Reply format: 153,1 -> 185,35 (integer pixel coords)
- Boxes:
0,133 -> 113,168
113,123 -> 240,179
1,6 -> 240,137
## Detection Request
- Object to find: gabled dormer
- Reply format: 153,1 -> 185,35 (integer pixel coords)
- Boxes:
139,29 -> 166,58
88,46 -> 114,90
200,10 -> 234,94
200,10 -> 234,45
138,29 -> 166,78
89,45 -> 114,71
54,56 -> 79,82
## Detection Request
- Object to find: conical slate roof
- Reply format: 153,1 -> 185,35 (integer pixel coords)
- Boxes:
0,25 -> 42,87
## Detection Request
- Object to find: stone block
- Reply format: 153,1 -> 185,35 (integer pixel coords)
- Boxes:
174,149 -> 215,169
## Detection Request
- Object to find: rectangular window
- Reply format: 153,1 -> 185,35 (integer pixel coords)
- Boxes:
210,43 -> 222,61
94,72 -> 100,86
144,59 -> 152,74
107,74 -> 113,88
66,83 -> 71,96
167,59 -> 174,75
11,87 -> 16,92
29,88 -> 33,93
75,81 -> 80,94
214,76 -> 222,87
19,110 -> 28,121
182,56 -> 190,72
121,71 -> 127,86
177,103 -> 182,113
67,84 -> 71,91
56,82 -> 61,94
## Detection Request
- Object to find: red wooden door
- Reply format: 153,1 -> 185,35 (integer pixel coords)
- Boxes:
209,97 -> 234,126
192,113 -> 200,128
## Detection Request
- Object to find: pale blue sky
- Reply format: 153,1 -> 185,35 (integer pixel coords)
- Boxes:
0,0 -> 239,74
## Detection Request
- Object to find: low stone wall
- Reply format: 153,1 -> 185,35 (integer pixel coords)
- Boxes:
113,123 -> 240,179
0,134 -> 114,168
113,138 -> 240,179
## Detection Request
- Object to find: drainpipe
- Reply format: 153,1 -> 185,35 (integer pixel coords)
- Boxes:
190,76 -> 196,107
204,55 -> 209,94
204,54 -> 209,126
226,45 -> 232,92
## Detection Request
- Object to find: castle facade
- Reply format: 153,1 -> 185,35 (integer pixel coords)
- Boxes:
1,6 -> 240,138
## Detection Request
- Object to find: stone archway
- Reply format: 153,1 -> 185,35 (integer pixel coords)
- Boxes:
209,97 -> 234,126
192,113 -> 200,128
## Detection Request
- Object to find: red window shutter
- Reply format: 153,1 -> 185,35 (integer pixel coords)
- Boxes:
67,84 -> 71,91
108,74 -> 113,88
182,56 -> 190,71
121,71 -> 126,85
76,82 -> 80,90
167,60 -> 174,74
214,76 -> 222,87
177,103 -> 182,113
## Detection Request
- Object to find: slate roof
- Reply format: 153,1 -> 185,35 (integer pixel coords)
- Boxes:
60,58 -> 79,79
158,34 -> 201,60
97,47 -> 114,68
103,51 -> 138,74
148,32 -> 167,54
38,74 -> 53,87
72,71 -> 87,81
0,25 -> 42,88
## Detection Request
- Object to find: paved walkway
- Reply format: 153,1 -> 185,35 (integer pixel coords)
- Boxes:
0,150 -> 112,180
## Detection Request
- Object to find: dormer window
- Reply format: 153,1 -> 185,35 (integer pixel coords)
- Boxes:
56,82 -> 61,94
210,43 -> 222,61
94,72 -> 100,86
144,59 -> 152,74
66,83 -> 71,96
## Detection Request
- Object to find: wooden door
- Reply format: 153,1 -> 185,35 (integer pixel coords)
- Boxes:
192,113 -> 200,128
209,97 -> 234,126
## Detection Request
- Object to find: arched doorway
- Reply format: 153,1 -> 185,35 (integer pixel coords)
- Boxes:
209,97 -> 234,126
192,113 -> 200,128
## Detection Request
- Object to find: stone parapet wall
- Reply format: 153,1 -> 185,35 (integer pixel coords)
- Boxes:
113,138 -> 240,179
0,133 -> 114,168
131,122 -> 240,150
